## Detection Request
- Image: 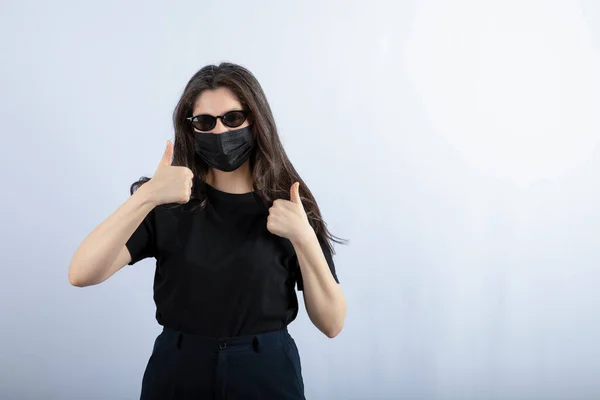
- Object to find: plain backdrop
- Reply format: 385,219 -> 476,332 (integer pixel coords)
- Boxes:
2,0 -> 600,399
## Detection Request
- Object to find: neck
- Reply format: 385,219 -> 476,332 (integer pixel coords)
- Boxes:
205,160 -> 253,194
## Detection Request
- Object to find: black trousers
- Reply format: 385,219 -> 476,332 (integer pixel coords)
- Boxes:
140,326 -> 306,399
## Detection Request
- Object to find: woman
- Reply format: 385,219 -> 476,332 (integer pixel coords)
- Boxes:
68,62 -> 346,399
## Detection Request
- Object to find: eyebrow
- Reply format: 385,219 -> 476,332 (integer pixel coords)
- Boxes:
192,108 -> 244,116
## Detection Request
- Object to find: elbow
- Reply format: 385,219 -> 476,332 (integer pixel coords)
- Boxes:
68,269 -> 83,287
317,301 -> 346,339
325,300 -> 346,338
311,317 -> 344,339
324,320 -> 345,339
325,330 -> 339,339
68,262 -> 89,287
324,326 -> 343,339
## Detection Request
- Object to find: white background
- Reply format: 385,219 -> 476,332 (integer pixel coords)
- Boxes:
1,0 -> 600,399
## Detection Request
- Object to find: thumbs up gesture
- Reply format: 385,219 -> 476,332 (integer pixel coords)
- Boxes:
267,182 -> 312,242
145,140 -> 194,206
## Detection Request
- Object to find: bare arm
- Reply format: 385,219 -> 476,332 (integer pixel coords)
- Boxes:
68,140 -> 193,287
293,231 -> 347,338
68,186 -> 157,287
266,182 -> 346,338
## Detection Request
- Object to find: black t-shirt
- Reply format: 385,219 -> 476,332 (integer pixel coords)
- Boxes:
125,184 -> 339,338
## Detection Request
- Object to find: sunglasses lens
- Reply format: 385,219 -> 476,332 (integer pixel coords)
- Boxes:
222,111 -> 247,128
193,115 -> 216,131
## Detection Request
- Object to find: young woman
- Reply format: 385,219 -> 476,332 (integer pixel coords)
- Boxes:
68,62 -> 346,399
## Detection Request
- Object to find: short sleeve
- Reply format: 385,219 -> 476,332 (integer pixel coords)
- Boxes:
295,237 -> 339,291
125,207 -> 157,265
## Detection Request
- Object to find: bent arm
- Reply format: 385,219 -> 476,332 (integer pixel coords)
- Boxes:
292,232 -> 346,338
68,185 -> 156,287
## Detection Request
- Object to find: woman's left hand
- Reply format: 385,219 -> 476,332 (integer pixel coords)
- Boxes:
267,182 -> 313,243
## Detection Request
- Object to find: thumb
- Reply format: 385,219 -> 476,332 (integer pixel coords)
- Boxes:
158,140 -> 174,167
290,182 -> 302,204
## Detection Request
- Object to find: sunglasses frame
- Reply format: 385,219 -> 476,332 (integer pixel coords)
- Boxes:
186,109 -> 250,132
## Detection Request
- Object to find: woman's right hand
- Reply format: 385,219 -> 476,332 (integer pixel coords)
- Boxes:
143,140 -> 194,206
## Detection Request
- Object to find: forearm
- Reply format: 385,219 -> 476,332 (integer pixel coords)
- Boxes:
292,231 -> 346,338
68,185 -> 156,286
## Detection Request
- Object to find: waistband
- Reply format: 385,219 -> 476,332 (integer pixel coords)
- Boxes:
160,326 -> 292,353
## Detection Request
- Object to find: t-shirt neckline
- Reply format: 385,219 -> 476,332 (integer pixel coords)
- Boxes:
206,184 -> 257,204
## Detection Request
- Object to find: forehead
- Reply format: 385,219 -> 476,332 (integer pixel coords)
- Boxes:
193,87 -> 243,115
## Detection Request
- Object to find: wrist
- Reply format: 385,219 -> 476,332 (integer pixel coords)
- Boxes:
291,225 -> 317,249
132,182 -> 159,208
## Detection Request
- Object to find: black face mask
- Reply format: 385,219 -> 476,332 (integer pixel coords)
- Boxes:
194,125 -> 255,172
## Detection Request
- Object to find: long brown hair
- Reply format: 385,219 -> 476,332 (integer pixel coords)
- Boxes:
131,62 -> 345,253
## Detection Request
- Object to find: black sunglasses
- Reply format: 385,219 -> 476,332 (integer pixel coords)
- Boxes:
186,110 -> 250,132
